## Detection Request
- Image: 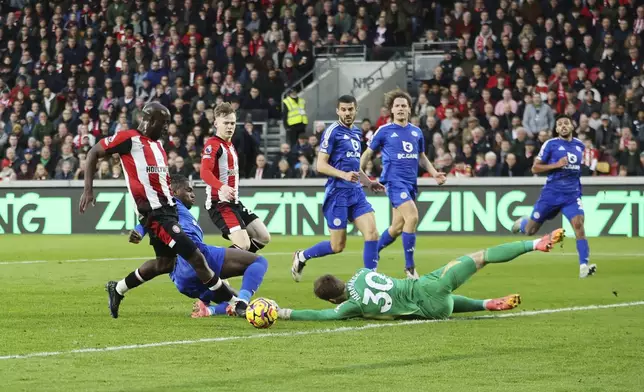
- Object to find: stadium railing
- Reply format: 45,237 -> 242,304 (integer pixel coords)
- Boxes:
313,45 -> 367,61
410,41 -> 459,82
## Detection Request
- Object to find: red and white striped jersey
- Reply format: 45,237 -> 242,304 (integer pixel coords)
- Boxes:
99,129 -> 174,215
200,136 -> 239,209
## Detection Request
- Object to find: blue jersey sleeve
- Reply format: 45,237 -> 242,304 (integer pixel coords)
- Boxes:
418,130 -> 425,154
537,139 -> 552,163
369,127 -> 385,152
319,125 -> 335,155
135,224 -> 147,237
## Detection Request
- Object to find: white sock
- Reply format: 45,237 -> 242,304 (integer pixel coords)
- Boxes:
532,239 -> 540,250
116,279 -> 129,296
297,251 -> 307,263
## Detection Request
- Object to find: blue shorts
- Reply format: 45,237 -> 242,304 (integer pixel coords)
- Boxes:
530,192 -> 584,224
170,243 -> 226,303
323,187 -> 374,230
385,181 -> 418,208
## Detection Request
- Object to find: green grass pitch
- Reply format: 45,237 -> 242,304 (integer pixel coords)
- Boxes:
1,234 -> 643,391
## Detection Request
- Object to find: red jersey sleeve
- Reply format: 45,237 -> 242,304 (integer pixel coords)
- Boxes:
100,130 -> 135,155
200,139 -> 225,191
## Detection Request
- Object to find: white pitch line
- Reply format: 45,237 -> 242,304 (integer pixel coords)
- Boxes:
1,301 -> 642,361
1,249 -> 643,266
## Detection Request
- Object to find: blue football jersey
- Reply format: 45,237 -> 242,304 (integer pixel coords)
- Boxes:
135,199 -> 204,245
319,121 -> 363,189
536,137 -> 584,195
369,123 -> 425,185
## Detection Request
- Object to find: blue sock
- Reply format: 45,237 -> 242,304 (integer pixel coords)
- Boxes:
401,232 -> 416,269
519,218 -> 528,234
363,240 -> 378,270
240,256 -> 268,300
239,289 -> 252,303
302,241 -> 334,260
576,239 -> 590,265
377,229 -> 396,252
208,303 -> 229,315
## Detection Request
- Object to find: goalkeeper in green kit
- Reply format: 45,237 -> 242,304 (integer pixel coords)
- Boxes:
278,229 -> 564,321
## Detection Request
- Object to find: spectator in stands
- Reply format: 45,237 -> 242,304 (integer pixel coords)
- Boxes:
272,159 -> 293,179
273,143 -> 298,170
250,154 -> 270,180
55,160 -> 74,180
294,160 -> 316,179
477,151 -> 501,177
501,153 -> 523,177
32,112 -> 55,143
170,156 -> 190,177
449,156 -> 473,177
282,87 -> 307,146
522,93 -> 555,136
620,140 -> 644,176
55,143 -> 79,176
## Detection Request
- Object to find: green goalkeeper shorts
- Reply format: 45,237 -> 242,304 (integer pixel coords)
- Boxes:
414,256 -> 478,319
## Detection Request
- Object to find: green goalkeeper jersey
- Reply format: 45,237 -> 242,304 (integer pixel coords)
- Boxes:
289,268 -> 424,321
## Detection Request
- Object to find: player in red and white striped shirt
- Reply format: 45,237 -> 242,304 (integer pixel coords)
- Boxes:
79,102 -> 234,318
201,103 -> 271,252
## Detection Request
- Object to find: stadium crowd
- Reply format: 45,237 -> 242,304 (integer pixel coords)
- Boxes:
1,0 -> 644,182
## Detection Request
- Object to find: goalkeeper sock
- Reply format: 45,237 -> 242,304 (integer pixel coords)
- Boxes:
207,303 -> 229,316
484,241 -> 534,263
302,241 -> 334,261
363,240 -> 378,270
239,256 -> 267,301
117,269 -> 146,296
402,232 -> 416,269
576,239 -> 590,265
377,228 -> 396,252
451,295 -> 486,313
519,217 -> 528,234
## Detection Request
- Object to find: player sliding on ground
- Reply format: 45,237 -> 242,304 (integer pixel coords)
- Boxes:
278,229 -> 565,321
511,113 -> 596,278
292,95 -> 383,282
117,175 -> 268,318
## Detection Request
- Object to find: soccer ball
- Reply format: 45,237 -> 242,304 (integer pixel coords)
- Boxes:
245,298 -> 278,329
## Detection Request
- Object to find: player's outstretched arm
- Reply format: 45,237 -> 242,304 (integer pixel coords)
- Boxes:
79,143 -> 107,213
279,301 -> 362,321
317,151 -> 359,182
419,152 -> 446,185
359,147 -> 374,172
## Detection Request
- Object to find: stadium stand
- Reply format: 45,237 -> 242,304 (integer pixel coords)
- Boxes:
0,0 -> 643,182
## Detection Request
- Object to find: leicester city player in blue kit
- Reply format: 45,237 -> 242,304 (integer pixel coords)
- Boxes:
511,115 -> 597,278
128,175 -> 269,317
291,95 -> 383,282
360,89 -> 446,279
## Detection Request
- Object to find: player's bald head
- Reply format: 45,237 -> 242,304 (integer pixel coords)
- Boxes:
314,274 -> 346,303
